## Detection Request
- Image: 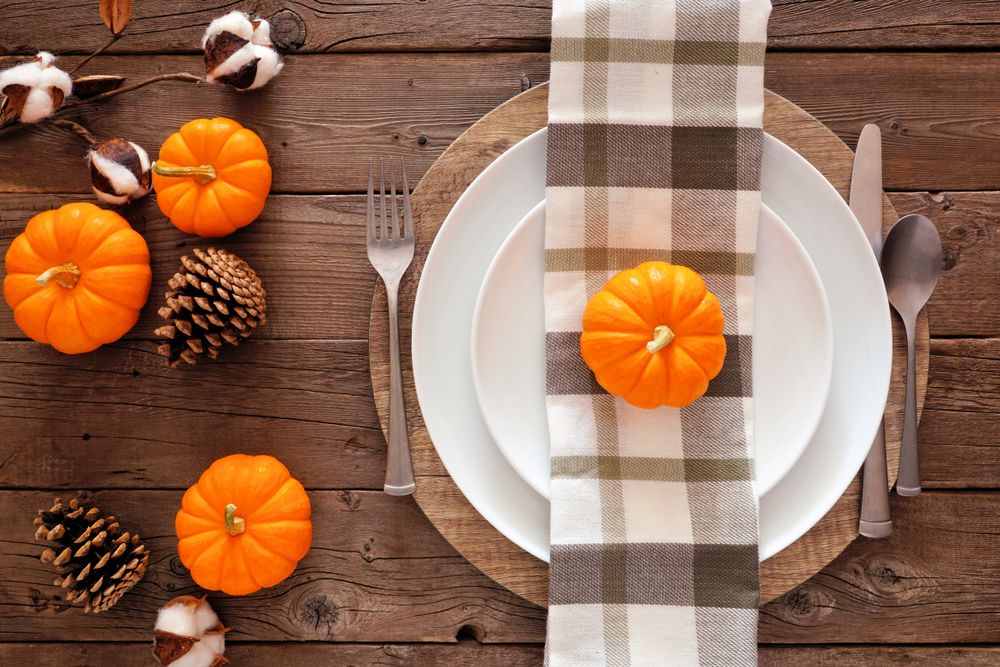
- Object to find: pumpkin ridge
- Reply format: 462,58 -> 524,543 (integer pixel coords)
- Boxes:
603,277 -> 656,330
46,296 -> 99,353
13,288 -> 60,343
589,293 -> 653,334
242,532 -> 295,567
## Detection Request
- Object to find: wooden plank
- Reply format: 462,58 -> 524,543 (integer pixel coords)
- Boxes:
0,490 -> 547,642
3,0 -> 998,55
4,54 -> 1000,194
765,53 -> 1000,192
889,191 -> 1000,337
0,643 -> 546,666
0,340 -> 386,489
0,1 -> 551,55
0,193 -> 375,341
768,0 -> 1000,50
759,491 -> 1000,643
919,338 -> 1000,489
5,643 -> 1000,666
0,53 -> 550,195
761,646 -> 1000,666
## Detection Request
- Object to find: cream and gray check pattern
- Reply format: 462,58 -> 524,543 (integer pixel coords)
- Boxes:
544,1 -> 771,665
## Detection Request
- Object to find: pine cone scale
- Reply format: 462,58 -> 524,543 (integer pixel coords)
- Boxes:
155,248 -> 266,366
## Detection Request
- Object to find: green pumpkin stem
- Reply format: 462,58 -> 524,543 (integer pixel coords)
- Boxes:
151,161 -> 217,185
646,325 -> 675,354
35,262 -> 81,289
224,503 -> 246,536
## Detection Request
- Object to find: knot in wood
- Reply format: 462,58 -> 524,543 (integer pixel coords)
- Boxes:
867,558 -> 907,593
169,556 -> 190,576
269,9 -> 307,51
780,585 -> 834,622
299,594 -> 340,637
941,247 -> 959,271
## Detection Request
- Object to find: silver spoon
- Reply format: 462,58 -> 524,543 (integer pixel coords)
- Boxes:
881,214 -> 942,496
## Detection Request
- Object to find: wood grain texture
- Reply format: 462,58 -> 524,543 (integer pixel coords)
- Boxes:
765,52 -> 1000,192
888,191 -> 1000,337
0,54 -> 550,195
0,193 -> 377,341
759,491 -> 1000,644
0,643 -> 547,666
0,490 -> 547,643
5,53 -> 1000,195
768,0 -> 1000,50
4,643 -> 1000,666
369,84 -> 929,607
919,338 -> 1000,489
761,645 -> 1000,666
2,0 -> 997,55
0,0 -> 551,55
0,340 -> 387,490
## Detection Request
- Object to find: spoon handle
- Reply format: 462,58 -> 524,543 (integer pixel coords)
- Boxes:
897,315 -> 921,496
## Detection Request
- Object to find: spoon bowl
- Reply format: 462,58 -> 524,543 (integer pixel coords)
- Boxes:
880,214 -> 942,496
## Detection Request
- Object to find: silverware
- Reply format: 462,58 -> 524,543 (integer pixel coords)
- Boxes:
851,124 -> 893,538
367,157 -> 416,496
881,214 -> 942,497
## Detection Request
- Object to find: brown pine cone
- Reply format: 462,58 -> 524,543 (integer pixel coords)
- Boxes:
154,248 -> 267,367
34,497 -> 149,614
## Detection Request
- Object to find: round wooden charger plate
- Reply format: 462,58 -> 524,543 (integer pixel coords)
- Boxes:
370,84 -> 929,606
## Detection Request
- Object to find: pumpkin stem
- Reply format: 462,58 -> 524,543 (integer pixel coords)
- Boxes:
646,325 -> 676,354
224,503 -> 246,536
151,161 -> 217,186
35,262 -> 81,289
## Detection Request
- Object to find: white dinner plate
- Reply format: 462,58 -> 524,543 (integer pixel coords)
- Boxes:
471,199 -> 833,499
411,128 -> 892,562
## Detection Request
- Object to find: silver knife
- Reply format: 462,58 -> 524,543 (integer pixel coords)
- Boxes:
851,124 -> 893,538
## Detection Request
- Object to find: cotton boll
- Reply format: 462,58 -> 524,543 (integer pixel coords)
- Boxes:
202,10 -> 254,49
250,19 -> 272,46
248,45 -> 283,90
152,596 -> 228,667
88,138 -> 151,204
0,51 -> 72,123
19,87 -> 58,123
203,10 -> 283,90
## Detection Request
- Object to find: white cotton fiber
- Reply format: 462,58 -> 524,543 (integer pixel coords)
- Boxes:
249,44 -> 284,89
202,11 -> 254,48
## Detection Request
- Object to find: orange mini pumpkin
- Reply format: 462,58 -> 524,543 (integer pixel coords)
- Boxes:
152,117 -> 271,238
3,202 -> 151,354
175,454 -> 312,596
580,262 -> 727,409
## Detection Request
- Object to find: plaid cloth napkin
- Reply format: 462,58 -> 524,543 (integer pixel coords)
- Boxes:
544,1 -> 771,665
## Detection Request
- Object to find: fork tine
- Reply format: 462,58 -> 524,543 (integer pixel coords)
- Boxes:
390,158 -> 400,240
379,158 -> 387,242
401,157 -> 413,240
367,158 -> 376,244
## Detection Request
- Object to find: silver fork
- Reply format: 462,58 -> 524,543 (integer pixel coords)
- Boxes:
367,157 -> 416,495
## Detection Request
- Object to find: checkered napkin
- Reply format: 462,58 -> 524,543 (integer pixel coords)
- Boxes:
544,1 -> 771,665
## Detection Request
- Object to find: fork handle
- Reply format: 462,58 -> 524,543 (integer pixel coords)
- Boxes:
384,280 -> 416,495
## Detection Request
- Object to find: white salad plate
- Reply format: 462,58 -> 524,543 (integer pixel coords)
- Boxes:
411,128 -> 892,562
471,199 -> 834,500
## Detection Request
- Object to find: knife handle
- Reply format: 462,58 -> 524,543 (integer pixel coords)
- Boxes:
859,417 -> 893,538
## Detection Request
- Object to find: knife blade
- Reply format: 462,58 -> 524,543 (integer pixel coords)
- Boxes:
851,123 -> 893,538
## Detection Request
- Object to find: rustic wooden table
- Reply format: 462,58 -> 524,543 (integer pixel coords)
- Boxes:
0,2 -> 997,665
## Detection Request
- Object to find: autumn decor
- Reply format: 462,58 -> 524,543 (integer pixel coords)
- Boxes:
33,497 -> 149,613
0,7 -> 282,194
203,11 -> 284,90
151,118 -> 272,237
153,595 -> 230,667
0,52 -> 72,124
87,137 -> 152,204
580,261 -> 727,410
154,248 -> 267,366
175,454 -> 313,596
3,202 -> 152,354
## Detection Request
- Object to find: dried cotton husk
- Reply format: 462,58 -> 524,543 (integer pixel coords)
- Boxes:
152,595 -> 229,667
